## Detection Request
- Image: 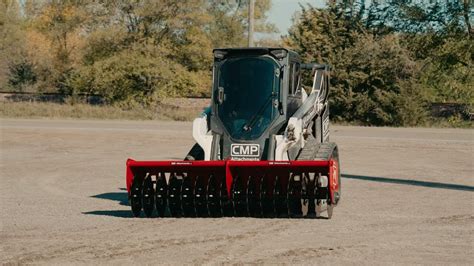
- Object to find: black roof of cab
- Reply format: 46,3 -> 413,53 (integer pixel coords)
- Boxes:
213,47 -> 300,62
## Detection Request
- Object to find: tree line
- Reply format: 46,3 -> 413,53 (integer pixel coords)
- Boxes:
1,0 -> 276,102
285,0 -> 472,126
1,0 -> 472,126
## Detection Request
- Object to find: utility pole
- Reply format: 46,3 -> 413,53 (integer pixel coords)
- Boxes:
248,0 -> 255,47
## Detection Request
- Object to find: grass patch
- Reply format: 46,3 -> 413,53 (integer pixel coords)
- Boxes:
1,101 -> 471,128
331,118 -> 473,128
0,101 -> 203,121
427,117 -> 474,128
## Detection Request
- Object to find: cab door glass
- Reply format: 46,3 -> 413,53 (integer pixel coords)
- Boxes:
293,63 -> 300,93
288,63 -> 294,95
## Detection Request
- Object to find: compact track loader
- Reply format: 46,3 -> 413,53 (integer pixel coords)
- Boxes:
126,48 -> 341,218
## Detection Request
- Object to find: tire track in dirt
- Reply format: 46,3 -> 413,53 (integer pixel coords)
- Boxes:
192,220 -> 292,264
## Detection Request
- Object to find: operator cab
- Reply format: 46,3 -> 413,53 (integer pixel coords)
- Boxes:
211,48 -> 303,141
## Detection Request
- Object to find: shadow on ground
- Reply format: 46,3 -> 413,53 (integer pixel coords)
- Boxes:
342,174 -> 474,192
83,188 -> 133,218
83,210 -> 133,218
91,191 -> 128,206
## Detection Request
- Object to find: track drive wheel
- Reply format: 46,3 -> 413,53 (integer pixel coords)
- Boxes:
304,173 -> 317,218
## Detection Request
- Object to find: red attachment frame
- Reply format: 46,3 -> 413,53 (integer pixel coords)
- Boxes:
126,159 -> 337,201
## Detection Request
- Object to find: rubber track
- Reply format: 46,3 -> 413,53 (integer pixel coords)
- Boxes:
297,136 -> 336,161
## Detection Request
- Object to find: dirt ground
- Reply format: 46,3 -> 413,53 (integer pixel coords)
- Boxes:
1,118 -> 473,264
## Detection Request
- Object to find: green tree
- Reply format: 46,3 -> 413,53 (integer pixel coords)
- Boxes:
368,0 -> 473,105
2,0 -> 277,104
0,0 -> 34,91
72,0 -> 214,101
32,0 -> 88,93
207,0 -> 277,48
285,2 -> 428,126
332,34 -> 426,126
72,0 -> 277,103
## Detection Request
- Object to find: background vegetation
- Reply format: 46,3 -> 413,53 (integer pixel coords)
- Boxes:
286,0 -> 472,126
1,0 -> 472,126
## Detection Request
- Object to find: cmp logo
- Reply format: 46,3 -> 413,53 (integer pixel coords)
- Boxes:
231,144 -> 260,158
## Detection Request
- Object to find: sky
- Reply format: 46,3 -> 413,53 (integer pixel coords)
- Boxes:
266,0 -> 326,37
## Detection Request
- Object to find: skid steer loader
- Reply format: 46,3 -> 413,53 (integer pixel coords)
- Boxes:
126,48 -> 341,218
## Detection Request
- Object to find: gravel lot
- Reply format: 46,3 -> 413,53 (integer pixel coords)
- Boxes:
1,119 -> 473,264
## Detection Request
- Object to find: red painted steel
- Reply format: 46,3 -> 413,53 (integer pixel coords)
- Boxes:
126,159 -> 225,193
226,160 -> 329,167
328,158 -> 340,204
225,160 -> 232,198
126,159 -> 333,198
